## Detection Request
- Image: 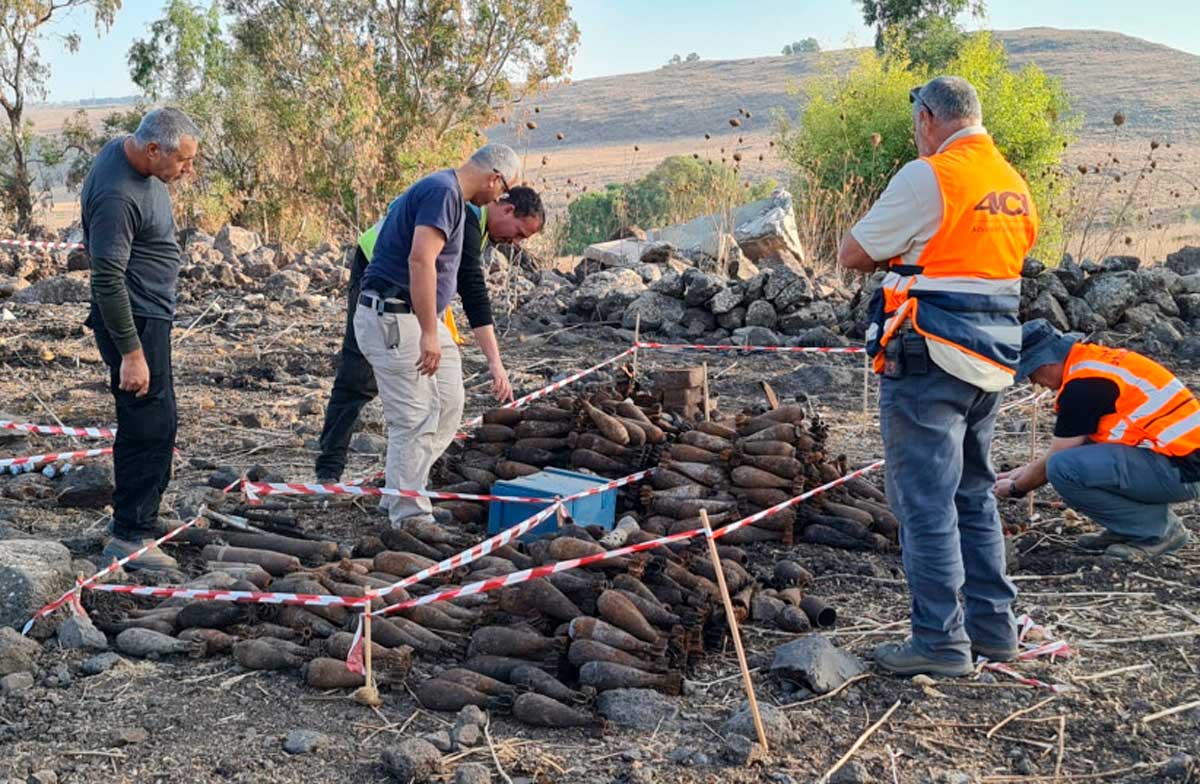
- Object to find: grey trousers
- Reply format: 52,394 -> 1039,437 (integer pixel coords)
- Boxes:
880,363 -> 1018,664
1047,444 -> 1200,539
354,301 -> 464,524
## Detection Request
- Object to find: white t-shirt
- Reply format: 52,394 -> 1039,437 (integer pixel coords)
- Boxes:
851,126 -> 1013,392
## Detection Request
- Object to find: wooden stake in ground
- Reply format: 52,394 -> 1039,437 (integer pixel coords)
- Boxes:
862,348 -> 870,414
353,610 -> 382,707
760,381 -> 779,411
702,362 -> 711,423
632,313 -> 641,385
699,509 -> 768,756
1028,401 -> 1039,520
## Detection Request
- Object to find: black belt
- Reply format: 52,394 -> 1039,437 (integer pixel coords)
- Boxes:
359,292 -> 411,314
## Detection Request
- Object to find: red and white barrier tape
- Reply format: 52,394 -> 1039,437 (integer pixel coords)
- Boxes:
88,582 -> 371,608
458,345 -> 638,431
1,446 -> 113,471
21,513 -> 204,634
0,238 -> 84,251
243,481 -> 559,505
376,462 -> 886,617
635,341 -> 865,355
977,613 -> 1075,693
0,419 -> 115,438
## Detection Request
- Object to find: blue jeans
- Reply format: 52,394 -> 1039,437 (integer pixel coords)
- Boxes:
1047,444 -> 1200,539
880,363 -> 1017,663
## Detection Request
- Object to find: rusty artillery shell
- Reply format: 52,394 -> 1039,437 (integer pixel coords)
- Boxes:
777,605 -> 812,633
352,536 -> 387,559
610,574 -> 657,603
512,692 -> 595,728
178,527 -> 337,563
695,420 -> 738,440
571,448 -> 630,475
515,418 -> 574,440
463,654 -> 550,682
679,430 -> 734,453
569,617 -> 664,657
510,664 -> 589,705
625,416 -> 664,444
324,632 -> 412,672
400,516 -> 463,546
736,454 -> 804,480
526,404 -> 575,421
774,560 -> 814,588
232,638 -> 312,670
845,476 -> 888,503
741,423 -> 798,443
177,628 -> 237,655
462,450 -> 500,468
439,480 -> 486,495
732,486 -> 791,508
716,524 -> 788,545
612,416 -> 646,447
548,536 -> 606,562
804,514 -> 870,541
661,561 -> 719,599
667,443 -> 721,464
689,556 -> 752,593
730,465 -> 793,490
597,590 -> 661,644
275,606 -> 340,638
483,408 -> 523,426
175,601 -> 245,631
459,465 -> 498,486
513,437 -> 572,453
820,500 -> 875,528
303,656 -> 405,689
241,622 -> 302,641
503,578 -> 584,622
573,432 -> 637,460
475,423 -> 517,442
651,496 -> 738,519
380,529 -> 443,561
650,468 -> 697,490
370,616 -> 446,654
663,460 -> 726,488
402,604 -> 471,633
373,550 -> 438,579
509,445 -> 558,466
495,459 -> 540,480
578,661 -> 682,695
468,626 -> 563,659
568,639 -> 666,673
387,615 -> 456,650
115,628 -> 205,658
493,544 -> 534,570
583,400 -> 630,445
736,440 -> 797,458
468,555 -> 517,575
204,562 -> 272,589
800,596 -> 836,628
440,667 -> 516,697
100,616 -> 178,636
415,679 -> 512,712
201,545 -> 300,576
473,442 -> 509,457
752,594 -> 786,624
612,591 -> 680,631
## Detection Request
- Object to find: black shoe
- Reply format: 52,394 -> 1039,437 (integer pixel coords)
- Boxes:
1076,529 -> 1133,552
971,642 -> 1019,662
873,641 -> 973,677
1104,521 -> 1191,562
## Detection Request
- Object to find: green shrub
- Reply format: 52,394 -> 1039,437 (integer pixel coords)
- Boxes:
779,32 -> 1077,262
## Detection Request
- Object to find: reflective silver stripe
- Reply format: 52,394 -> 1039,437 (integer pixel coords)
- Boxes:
1072,360 -> 1184,423
978,324 -> 1022,343
1157,409 -> 1200,446
881,273 -> 1021,297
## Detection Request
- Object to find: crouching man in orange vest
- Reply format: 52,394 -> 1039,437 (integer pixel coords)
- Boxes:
839,76 -> 1038,676
996,319 -> 1198,561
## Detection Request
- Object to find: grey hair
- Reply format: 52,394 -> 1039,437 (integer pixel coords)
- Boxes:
915,76 -> 982,124
133,107 -> 201,152
468,144 -> 521,181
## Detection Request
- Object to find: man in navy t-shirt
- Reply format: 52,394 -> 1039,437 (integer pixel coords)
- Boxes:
354,144 -> 520,528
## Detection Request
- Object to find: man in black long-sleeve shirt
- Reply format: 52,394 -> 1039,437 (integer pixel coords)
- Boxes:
81,107 -> 200,572
314,186 -> 545,483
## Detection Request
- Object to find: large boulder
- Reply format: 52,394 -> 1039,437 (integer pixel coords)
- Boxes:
572,268 -> 645,314
1027,292 -> 1070,332
265,269 -> 311,300
1166,246 -> 1200,277
731,326 -> 783,346
215,225 -> 261,259
11,273 -> 90,305
682,269 -> 725,306
648,188 -> 805,263
1079,272 -> 1139,326
0,539 -> 73,630
770,635 -> 866,694
744,300 -> 778,329
583,238 -> 666,270
1052,257 -> 1086,294
622,291 -> 685,331
0,626 -> 41,675
1064,297 -> 1107,333
778,301 -> 837,335
708,285 -> 745,315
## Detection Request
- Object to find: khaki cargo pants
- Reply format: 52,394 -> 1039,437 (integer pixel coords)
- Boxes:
354,299 -> 464,525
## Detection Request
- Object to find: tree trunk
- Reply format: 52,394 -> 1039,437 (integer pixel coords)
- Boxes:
7,109 -> 33,233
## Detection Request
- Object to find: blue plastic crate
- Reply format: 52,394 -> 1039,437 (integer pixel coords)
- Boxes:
487,467 -> 617,542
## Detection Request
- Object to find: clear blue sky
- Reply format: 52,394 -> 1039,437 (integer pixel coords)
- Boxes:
41,0 -> 1200,103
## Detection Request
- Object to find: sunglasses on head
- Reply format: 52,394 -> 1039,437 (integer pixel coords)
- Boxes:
909,86 -> 933,117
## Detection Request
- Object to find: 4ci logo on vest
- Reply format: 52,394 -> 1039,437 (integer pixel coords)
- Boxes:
974,191 -> 1031,216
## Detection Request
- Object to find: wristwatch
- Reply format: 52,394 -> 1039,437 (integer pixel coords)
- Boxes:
1008,479 -> 1027,499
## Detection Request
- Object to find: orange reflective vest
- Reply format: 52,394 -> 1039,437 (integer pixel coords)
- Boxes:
866,133 -> 1039,375
1057,343 -> 1200,457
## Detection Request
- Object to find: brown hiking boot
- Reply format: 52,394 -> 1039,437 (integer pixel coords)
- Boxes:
101,536 -> 181,573
1076,529 -> 1134,552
